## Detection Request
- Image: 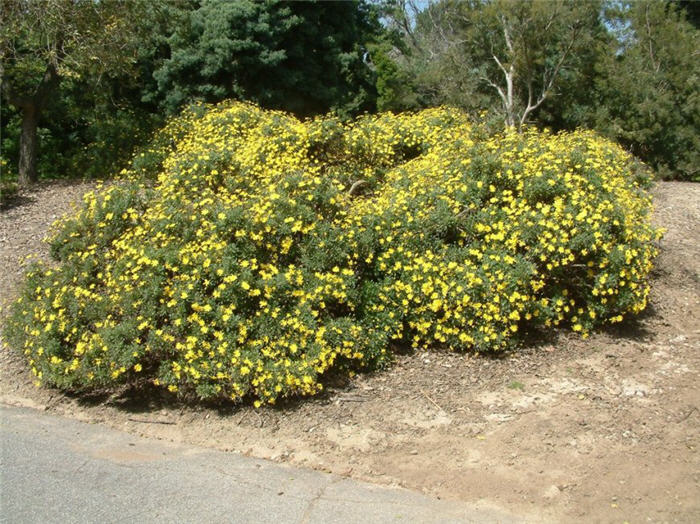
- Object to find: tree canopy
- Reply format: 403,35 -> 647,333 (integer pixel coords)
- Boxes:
376,0 -> 699,180
0,0 -> 150,185
1,0 -> 698,189
148,0 -> 379,117
594,0 -> 699,178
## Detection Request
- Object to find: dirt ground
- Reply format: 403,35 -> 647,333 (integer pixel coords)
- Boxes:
1,180 -> 698,523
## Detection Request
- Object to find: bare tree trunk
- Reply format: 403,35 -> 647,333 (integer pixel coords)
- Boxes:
18,104 -> 39,187
504,67 -> 515,128
496,19 -> 517,129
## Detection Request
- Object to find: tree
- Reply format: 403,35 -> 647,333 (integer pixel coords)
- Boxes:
148,0 -> 380,117
481,1 -> 597,129
368,0 -> 443,111
370,39 -> 424,111
377,0 -> 602,129
0,0 -> 147,186
595,0 -> 699,179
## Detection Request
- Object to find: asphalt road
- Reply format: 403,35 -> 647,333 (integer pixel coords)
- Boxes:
0,405 -> 520,523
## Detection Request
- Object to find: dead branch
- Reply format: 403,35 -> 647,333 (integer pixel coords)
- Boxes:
348,180 -> 368,196
420,388 -> 446,413
127,417 -> 176,425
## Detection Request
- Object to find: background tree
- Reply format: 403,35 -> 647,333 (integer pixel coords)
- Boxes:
377,0 -> 698,180
2,0 -> 697,186
370,0 -> 450,111
0,0 -> 149,186
594,0 -> 699,179
378,0 -> 602,129
148,0 -> 380,118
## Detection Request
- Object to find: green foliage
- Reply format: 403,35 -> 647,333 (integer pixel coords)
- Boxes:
148,0 -> 379,117
0,0 -> 143,92
4,102 -> 661,405
594,1 -> 699,180
0,0 -> 162,185
370,40 -> 423,112
0,76 -> 162,183
378,0 -> 698,180
0,155 -> 19,206
376,0 -> 603,126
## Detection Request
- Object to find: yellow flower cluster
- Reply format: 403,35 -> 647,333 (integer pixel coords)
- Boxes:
4,101 -> 661,404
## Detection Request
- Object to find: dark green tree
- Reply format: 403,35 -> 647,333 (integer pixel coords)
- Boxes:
370,39 -> 423,111
149,0 -> 380,117
595,0 -> 699,179
368,0 -> 435,112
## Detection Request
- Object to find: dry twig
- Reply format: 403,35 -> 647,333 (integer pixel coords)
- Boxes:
127,417 -> 175,425
348,180 -> 367,196
420,389 -> 446,413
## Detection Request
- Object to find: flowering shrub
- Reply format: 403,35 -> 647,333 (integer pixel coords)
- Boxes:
3,101 -> 662,405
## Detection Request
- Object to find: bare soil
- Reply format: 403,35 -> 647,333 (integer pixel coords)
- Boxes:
2,180 -> 698,523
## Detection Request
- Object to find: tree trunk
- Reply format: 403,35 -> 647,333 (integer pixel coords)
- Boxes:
18,104 -> 39,187
504,69 -> 515,128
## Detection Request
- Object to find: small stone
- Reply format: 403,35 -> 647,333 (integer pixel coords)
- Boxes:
543,485 -> 561,499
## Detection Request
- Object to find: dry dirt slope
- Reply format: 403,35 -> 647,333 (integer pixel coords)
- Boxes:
1,180 -> 698,523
